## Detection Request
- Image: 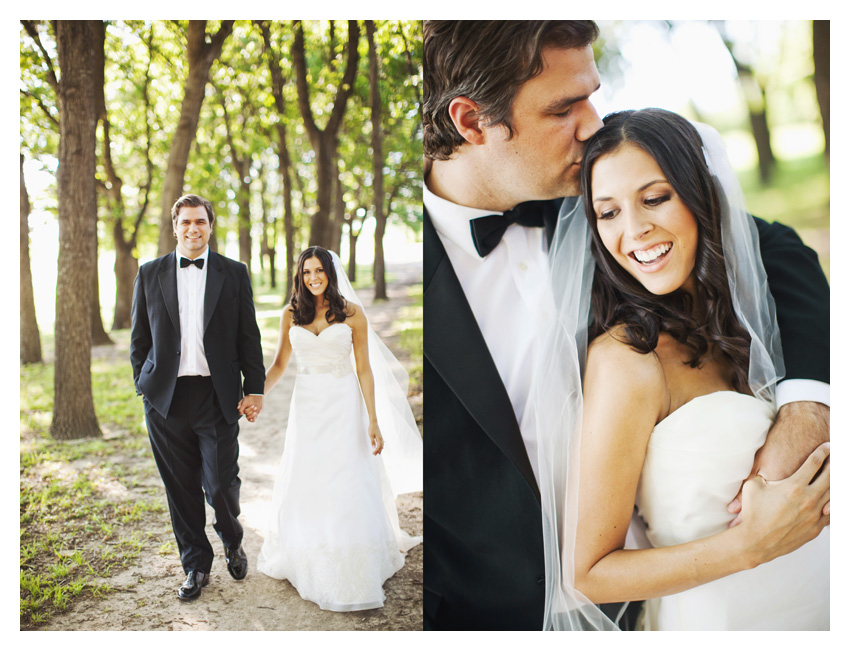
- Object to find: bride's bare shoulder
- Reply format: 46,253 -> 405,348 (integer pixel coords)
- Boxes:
585,325 -> 668,416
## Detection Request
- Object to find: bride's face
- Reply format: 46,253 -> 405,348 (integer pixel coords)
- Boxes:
302,256 -> 329,297
590,143 -> 699,296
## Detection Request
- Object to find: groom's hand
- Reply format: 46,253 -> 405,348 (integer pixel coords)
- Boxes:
728,401 -> 830,526
738,441 -> 830,564
238,395 -> 264,423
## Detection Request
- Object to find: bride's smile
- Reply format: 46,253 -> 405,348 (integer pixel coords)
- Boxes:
302,257 -> 329,296
590,143 -> 699,296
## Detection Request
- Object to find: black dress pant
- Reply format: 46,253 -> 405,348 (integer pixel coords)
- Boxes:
144,376 -> 243,574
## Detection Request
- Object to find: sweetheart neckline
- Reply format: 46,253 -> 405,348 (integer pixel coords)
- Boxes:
655,390 -> 768,429
292,322 -> 351,337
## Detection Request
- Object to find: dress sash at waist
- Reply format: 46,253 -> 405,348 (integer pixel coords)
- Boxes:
296,363 -> 353,377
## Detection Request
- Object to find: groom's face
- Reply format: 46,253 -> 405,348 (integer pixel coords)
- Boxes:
481,45 -> 603,203
173,205 -> 212,260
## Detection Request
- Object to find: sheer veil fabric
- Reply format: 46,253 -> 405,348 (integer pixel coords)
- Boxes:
531,121 -> 784,630
328,251 -> 423,498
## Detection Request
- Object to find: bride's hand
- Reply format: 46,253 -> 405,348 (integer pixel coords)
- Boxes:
369,423 -> 384,455
728,402 -> 830,525
738,441 -> 830,567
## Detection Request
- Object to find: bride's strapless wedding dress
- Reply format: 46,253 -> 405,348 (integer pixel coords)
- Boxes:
635,391 -> 829,630
257,322 -> 421,611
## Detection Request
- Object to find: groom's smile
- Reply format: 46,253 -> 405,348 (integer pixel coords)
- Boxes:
174,205 -> 213,259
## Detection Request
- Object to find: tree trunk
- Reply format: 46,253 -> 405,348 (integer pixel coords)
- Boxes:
309,138 -> 336,247
52,20 -> 101,440
20,154 -> 42,364
90,246 -> 113,345
367,21 -> 388,301
112,222 -> 138,330
237,170 -> 252,274
259,21 -> 298,302
277,130 -> 296,301
813,20 -> 829,161
292,20 -> 360,249
156,20 -> 234,255
747,92 -> 774,184
330,159 -> 345,254
88,21 -> 112,345
348,220 -> 360,283
716,22 -> 775,184
259,173 -> 277,289
103,23 -> 154,331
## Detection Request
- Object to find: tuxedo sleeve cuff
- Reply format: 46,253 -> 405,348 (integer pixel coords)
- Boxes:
776,379 -> 830,409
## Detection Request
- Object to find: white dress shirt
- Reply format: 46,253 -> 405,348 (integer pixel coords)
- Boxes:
176,247 -> 211,378
425,184 -> 554,482
776,379 -> 829,409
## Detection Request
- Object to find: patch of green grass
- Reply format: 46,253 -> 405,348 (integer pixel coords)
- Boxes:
158,540 -> 178,557
739,154 -> 830,280
20,331 -> 167,629
739,154 -> 829,230
395,284 -> 423,392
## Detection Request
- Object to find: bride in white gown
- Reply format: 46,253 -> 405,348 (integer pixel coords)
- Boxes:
256,246 -> 422,612
532,109 -> 829,630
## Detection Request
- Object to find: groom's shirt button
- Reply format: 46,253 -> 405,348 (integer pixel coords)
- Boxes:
519,262 -> 528,271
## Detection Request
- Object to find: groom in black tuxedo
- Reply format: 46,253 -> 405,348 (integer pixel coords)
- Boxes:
131,194 -> 265,600
423,20 -> 830,631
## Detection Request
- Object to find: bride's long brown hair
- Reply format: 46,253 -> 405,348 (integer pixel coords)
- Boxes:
290,247 -> 350,326
580,109 -> 751,392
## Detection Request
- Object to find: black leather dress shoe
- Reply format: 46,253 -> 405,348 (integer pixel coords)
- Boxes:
225,545 -> 248,580
177,570 -> 209,600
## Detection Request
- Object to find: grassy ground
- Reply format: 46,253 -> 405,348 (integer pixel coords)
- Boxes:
739,154 -> 830,279
20,334 -> 169,628
396,284 -> 423,394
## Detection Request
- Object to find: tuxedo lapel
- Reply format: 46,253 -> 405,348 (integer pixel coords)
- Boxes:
424,210 -> 540,502
157,252 -> 180,336
203,252 -> 224,333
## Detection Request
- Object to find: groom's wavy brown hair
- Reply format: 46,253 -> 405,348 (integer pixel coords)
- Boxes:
581,109 -> 752,392
290,247 -> 350,327
424,20 -> 599,160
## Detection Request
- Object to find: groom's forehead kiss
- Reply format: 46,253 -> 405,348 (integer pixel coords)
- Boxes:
424,21 -> 601,160
483,43 -> 603,203
424,21 -> 603,204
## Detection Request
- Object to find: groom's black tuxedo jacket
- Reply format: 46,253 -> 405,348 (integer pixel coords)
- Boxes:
423,204 -> 829,631
130,250 -> 265,425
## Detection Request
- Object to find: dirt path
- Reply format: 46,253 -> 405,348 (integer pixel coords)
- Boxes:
43,262 -> 423,631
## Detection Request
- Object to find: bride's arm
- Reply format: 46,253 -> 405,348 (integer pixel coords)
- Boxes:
573,335 -> 830,604
350,305 -> 384,454
262,305 -> 294,395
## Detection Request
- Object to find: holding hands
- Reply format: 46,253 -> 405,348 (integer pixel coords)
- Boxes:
238,395 -> 264,423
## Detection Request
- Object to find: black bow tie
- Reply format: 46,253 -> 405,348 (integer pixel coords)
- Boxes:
469,201 -> 550,257
180,257 -> 204,269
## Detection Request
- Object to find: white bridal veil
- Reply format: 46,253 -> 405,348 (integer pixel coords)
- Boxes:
328,250 -> 423,497
531,120 -> 784,630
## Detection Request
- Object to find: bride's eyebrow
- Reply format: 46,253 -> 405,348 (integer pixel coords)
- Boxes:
593,179 -> 668,203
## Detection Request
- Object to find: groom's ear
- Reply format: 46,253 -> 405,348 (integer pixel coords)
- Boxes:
448,96 -> 487,146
